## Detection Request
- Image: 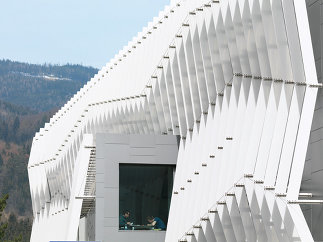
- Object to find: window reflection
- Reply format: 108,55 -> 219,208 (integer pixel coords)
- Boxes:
119,164 -> 175,231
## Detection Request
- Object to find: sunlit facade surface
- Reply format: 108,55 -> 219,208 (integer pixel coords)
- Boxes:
28,0 -> 322,241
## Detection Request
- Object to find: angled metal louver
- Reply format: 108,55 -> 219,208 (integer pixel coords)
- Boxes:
28,0 -> 318,241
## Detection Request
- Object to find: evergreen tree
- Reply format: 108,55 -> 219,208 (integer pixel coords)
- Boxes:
0,194 -> 9,239
0,197 -> 24,242
12,117 -> 20,134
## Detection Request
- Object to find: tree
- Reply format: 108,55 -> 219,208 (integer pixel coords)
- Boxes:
0,194 -> 9,239
0,121 -> 9,141
11,234 -> 22,242
12,117 -> 20,134
0,196 -> 22,242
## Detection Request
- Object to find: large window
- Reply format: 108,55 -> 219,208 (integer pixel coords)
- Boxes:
119,164 -> 175,231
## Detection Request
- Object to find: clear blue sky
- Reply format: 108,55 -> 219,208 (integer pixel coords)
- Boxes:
0,0 -> 169,68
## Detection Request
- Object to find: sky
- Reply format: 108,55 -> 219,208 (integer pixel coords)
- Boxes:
0,0 -> 169,68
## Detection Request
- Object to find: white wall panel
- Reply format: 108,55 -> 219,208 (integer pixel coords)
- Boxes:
28,0 -> 319,241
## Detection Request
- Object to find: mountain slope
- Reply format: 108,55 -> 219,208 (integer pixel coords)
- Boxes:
0,99 -> 56,217
0,59 -> 98,111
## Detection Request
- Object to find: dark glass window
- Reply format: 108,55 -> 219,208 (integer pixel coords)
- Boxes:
119,164 -> 175,230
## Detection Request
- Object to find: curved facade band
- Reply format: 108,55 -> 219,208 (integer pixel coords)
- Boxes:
28,0 -> 319,241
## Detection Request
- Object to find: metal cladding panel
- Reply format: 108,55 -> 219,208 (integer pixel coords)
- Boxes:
27,0 -> 319,241
95,133 -> 178,242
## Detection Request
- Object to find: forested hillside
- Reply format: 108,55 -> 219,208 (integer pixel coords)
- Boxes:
0,60 -> 98,241
0,99 -> 56,214
0,100 -> 54,241
0,59 -> 98,111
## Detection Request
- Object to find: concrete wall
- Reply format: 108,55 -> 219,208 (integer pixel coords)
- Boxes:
303,1 -> 323,241
95,133 -> 178,242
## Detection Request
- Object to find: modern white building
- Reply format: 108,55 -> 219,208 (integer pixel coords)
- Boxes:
28,0 -> 323,241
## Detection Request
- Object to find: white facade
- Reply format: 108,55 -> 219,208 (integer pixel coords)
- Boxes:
94,133 -> 178,242
28,0 -> 321,241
